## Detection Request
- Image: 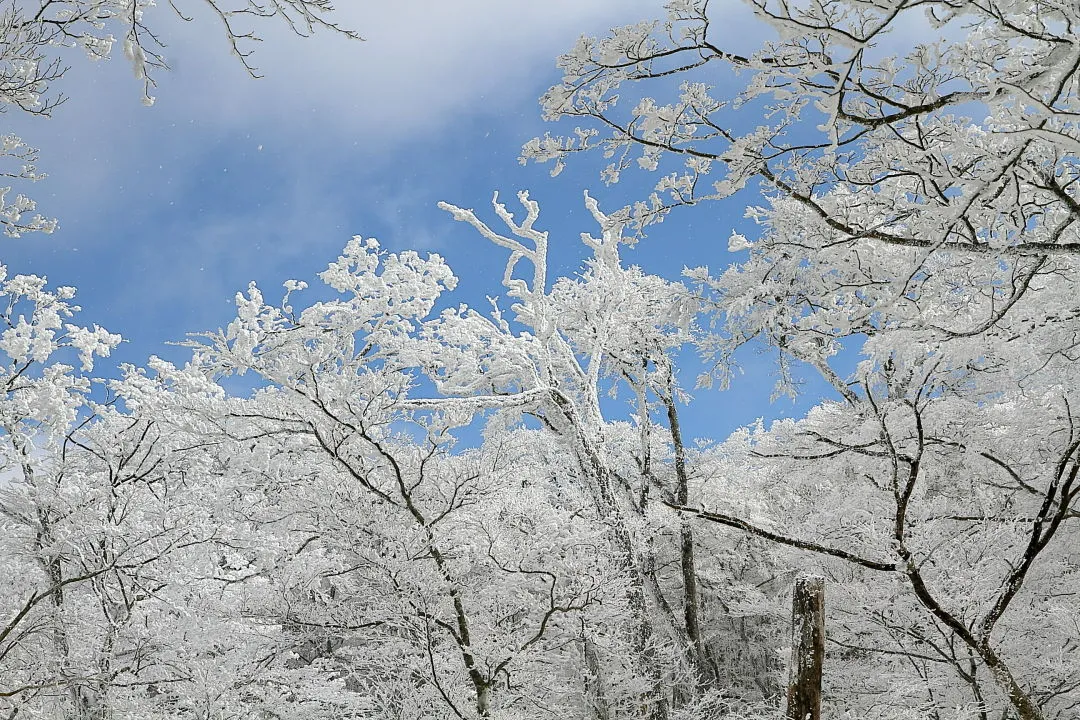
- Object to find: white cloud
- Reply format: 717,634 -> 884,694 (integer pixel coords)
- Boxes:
124,0 -> 661,143
4,0 -> 666,236
0,0 -> 671,364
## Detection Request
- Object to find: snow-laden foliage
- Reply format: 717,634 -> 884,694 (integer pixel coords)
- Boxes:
522,2 -> 1080,719
2,1 -> 1079,719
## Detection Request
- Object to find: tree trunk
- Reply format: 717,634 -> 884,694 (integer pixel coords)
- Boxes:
679,523 -> 714,680
979,642 -> 1045,720
555,395 -> 669,720
581,625 -> 612,720
786,576 -> 825,720
665,390 -> 713,690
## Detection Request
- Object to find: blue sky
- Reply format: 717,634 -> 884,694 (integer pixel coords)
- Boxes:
3,0 -> 840,443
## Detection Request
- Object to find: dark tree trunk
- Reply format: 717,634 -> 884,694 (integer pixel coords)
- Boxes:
662,389 -> 714,690
786,576 -> 825,720
581,625 -> 612,720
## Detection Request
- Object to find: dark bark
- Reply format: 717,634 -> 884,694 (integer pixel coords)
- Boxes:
581,625 -> 612,720
785,576 -> 824,720
662,390 -> 714,689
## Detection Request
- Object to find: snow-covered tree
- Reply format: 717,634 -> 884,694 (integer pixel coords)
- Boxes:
153,191 -> 784,719
0,269 -> 185,718
524,2 -> 1080,718
428,191 -> 701,719
156,236 -> 631,719
5,2 -> 1079,719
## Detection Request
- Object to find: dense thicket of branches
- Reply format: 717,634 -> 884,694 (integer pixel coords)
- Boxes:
1,1 -> 1077,719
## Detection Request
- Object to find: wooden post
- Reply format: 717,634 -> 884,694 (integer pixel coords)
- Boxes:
786,575 -> 825,720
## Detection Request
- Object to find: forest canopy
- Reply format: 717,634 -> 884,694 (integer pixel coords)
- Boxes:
1,1 -> 1078,719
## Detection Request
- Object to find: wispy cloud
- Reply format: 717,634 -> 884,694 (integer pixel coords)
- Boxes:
0,1 -> 667,366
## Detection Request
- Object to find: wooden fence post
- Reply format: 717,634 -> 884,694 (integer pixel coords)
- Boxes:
786,575 -> 825,720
